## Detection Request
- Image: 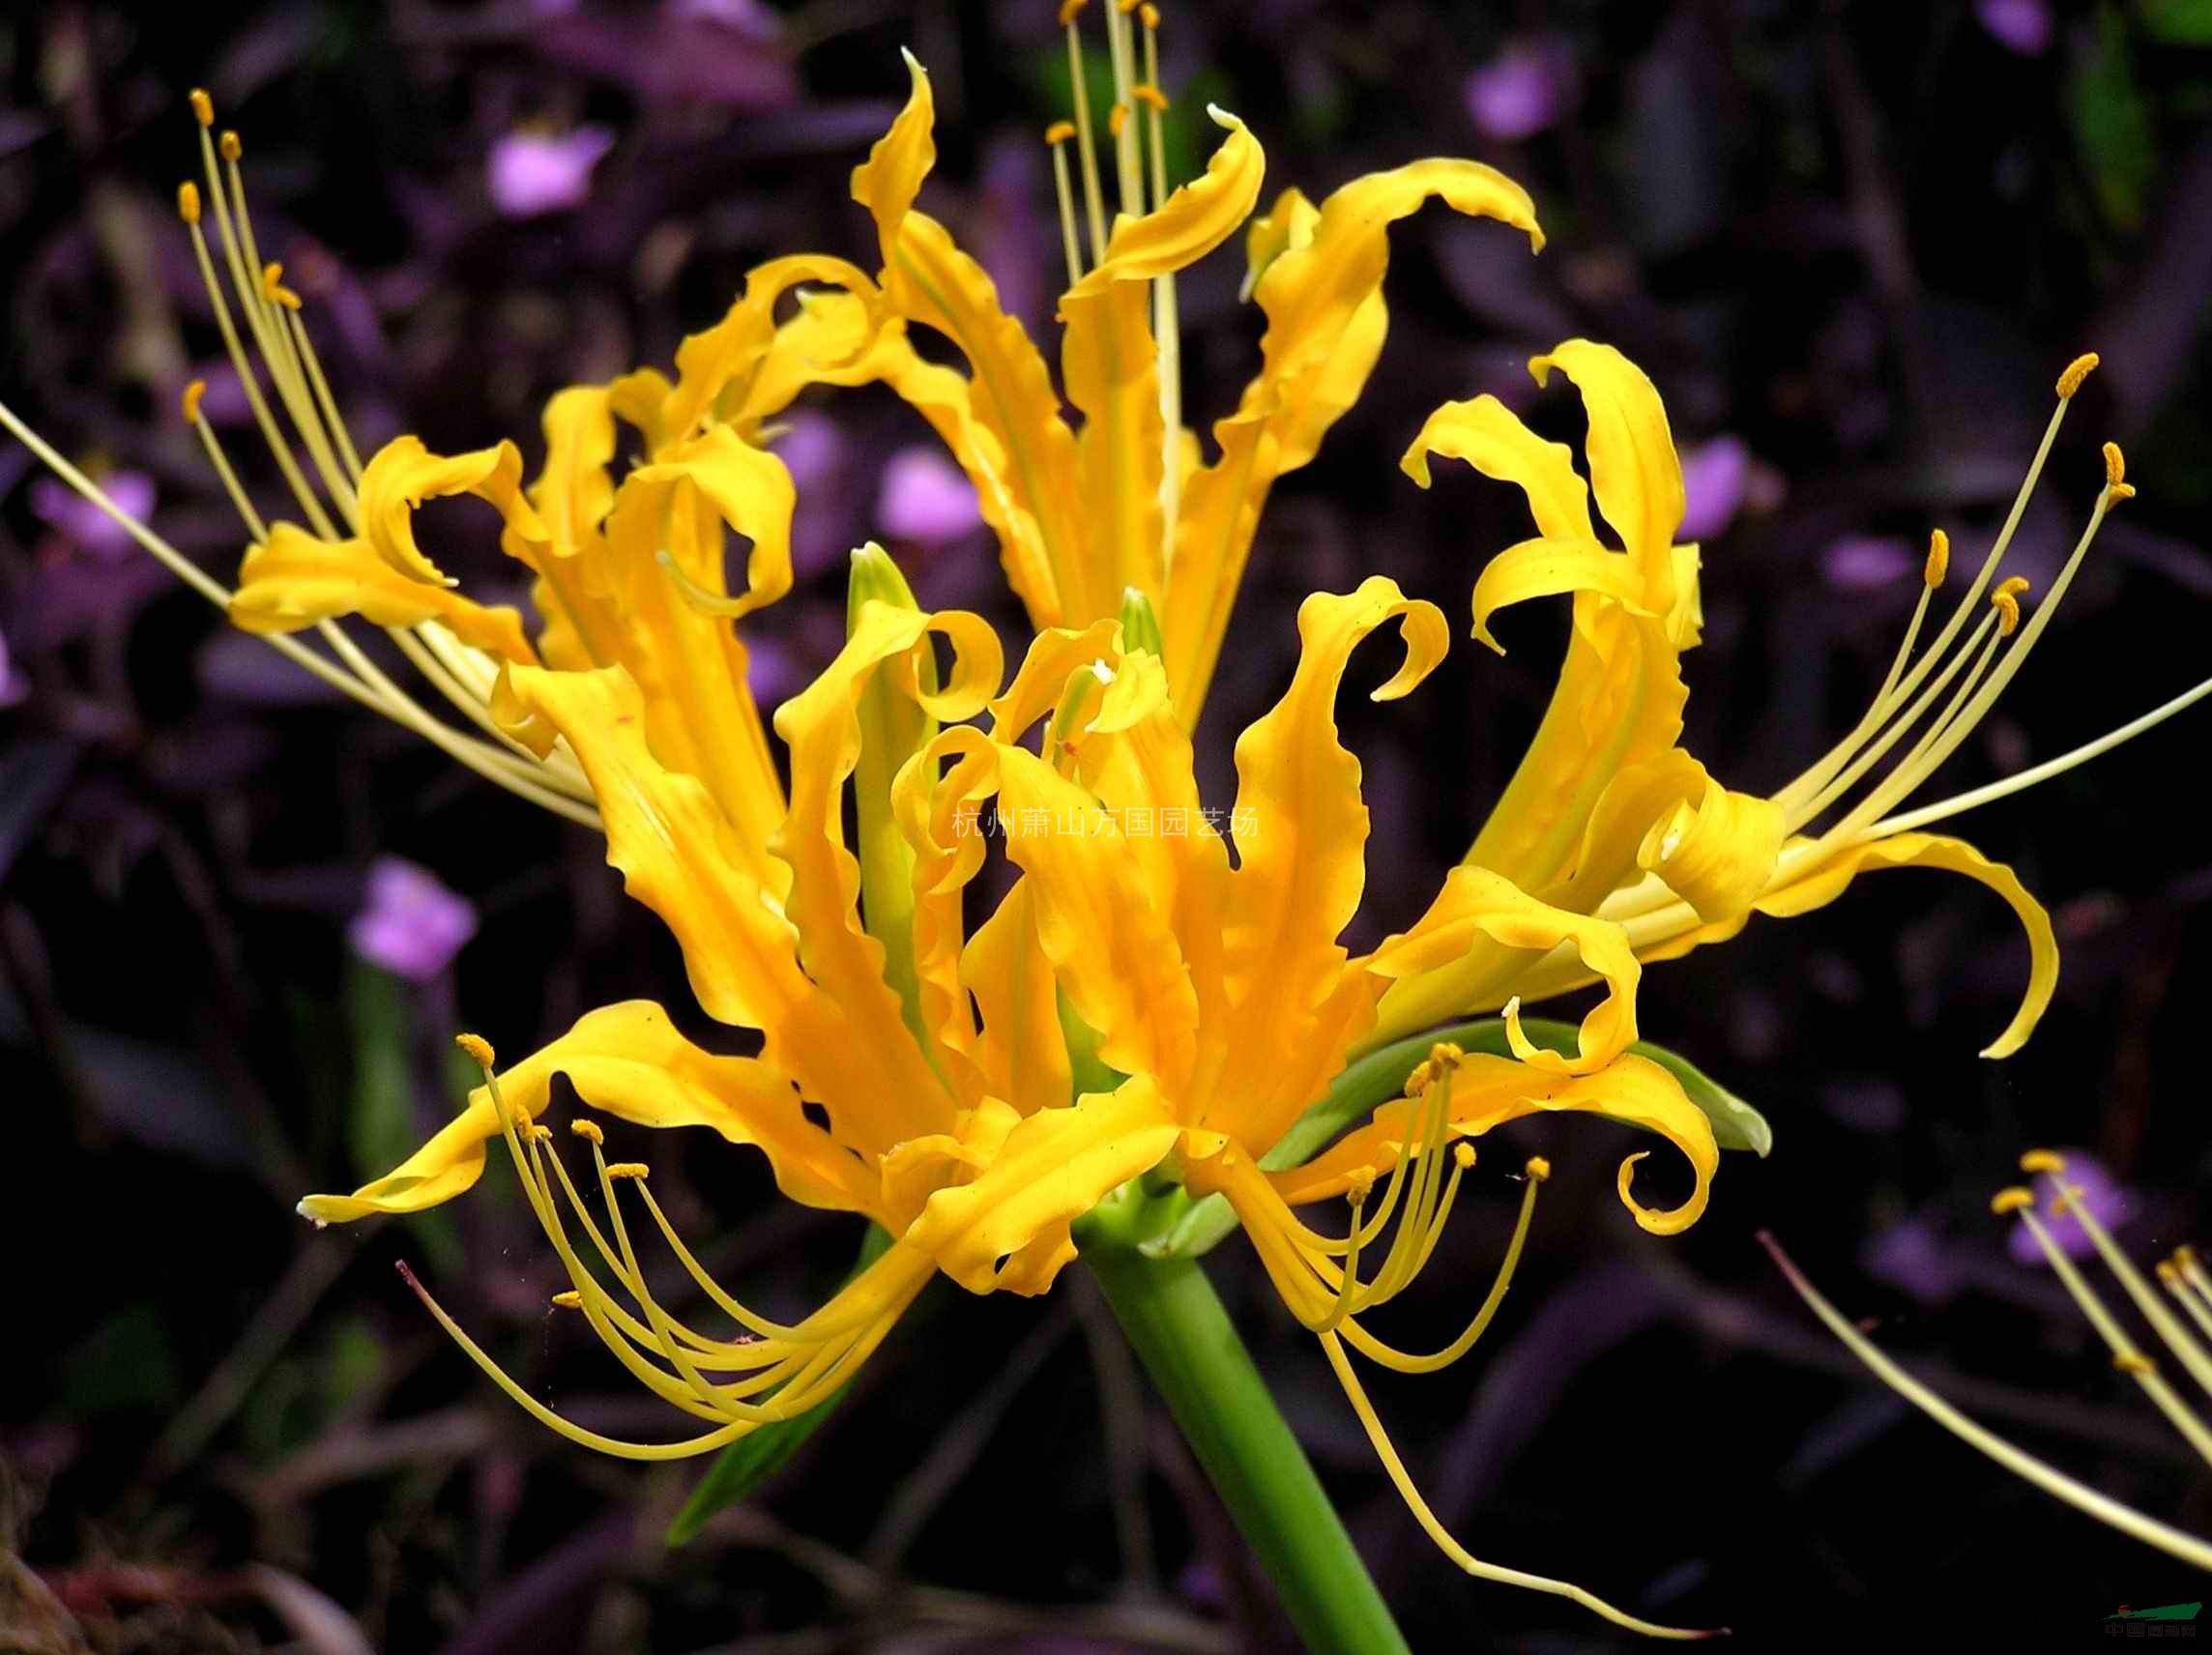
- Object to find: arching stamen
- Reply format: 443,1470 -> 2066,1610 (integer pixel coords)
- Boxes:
1319,1331 -> 1717,1638
1136,6 -> 1181,568
1341,1154 -> 1537,1376
1059,0 -> 1110,264
1993,1185 -> 2212,1468
1045,123 -> 1086,286
1101,0 -> 1146,219
2024,1150 -> 2212,1403
1761,1230 -> 2212,1573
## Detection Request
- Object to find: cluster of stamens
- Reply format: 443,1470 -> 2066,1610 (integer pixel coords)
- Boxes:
0,93 -> 601,826
390,1034 -> 921,1461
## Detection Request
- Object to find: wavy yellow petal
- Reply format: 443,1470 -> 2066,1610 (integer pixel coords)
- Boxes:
1203,577 -> 1448,1146
298,1000 -> 877,1224
230,523 -> 538,662
1167,159 -> 1541,721
1468,534 -> 1652,653
1527,341 -> 1683,607
903,1077 -> 1180,1294
1401,392 -> 1594,545
357,435 -> 547,588
521,385 -> 621,670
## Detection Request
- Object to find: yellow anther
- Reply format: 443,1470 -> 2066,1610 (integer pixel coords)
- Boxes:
606,1162 -> 651,1181
550,1291 -> 583,1311
1132,83 -> 1170,112
1140,1 -> 1160,24
1108,103 -> 1129,139
1991,1186 -> 2035,1215
1346,1169 -> 1377,1206
1524,1156 -> 1552,1183
2179,1245 -> 2202,1270
218,130 -> 243,162
2114,1351 -> 2157,1376
1058,0 -> 1086,21
569,1119 -> 604,1145
1427,1040 -> 1465,1071
454,1032 -> 497,1068
1451,1143 -> 1476,1171
2108,480 -> 2136,503
1922,528 -> 1948,588
2103,441 -> 2126,488
1117,0 -> 1141,12
2019,1148 -> 2068,1175
2049,1193 -> 2074,1220
181,379 -> 207,424
1045,120 -> 1077,146
528,1124 -> 554,1145
1994,575 -> 2032,602
189,89 -> 215,128
2159,1260 -> 2182,1285
1402,1060 -> 1434,1100
1992,591 -> 2022,637
261,261 -> 303,310
177,181 -> 201,224
2055,352 -> 2099,399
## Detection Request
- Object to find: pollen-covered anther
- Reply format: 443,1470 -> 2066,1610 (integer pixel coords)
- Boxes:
2049,1193 -> 2074,1220
218,130 -> 243,162
1108,103 -> 1129,139
1139,1 -> 1160,23
189,88 -> 214,127
1524,1156 -> 1552,1183
1132,84 -> 1170,112
177,182 -> 201,224
1923,528 -> 1949,588
454,1031 -> 497,1069
2102,441 -> 2136,503
528,1124 -> 555,1146
550,1291 -> 583,1311
1058,0 -> 1087,22
1992,589 -> 2023,637
2179,1245 -> 2202,1270
261,261 -> 303,311
1117,0 -> 1141,13
2114,1351 -> 2158,1376
1045,120 -> 1077,145
2055,352 -> 2100,399
1452,1143 -> 1476,1171
1426,1040 -> 1465,1073
569,1119 -> 605,1145
606,1161 -> 651,1181
1346,1168 -> 1377,1206
2019,1148 -> 2068,1175
181,379 -> 208,424
1401,1060 -> 1434,1100
1991,1186 -> 2035,1215
2159,1260 -> 2183,1286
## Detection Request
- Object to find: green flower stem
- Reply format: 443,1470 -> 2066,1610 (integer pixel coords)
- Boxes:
1078,1207 -> 1411,1655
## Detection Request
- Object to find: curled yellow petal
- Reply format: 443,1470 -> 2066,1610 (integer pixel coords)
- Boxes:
298,1001 -> 877,1224
1635,775 -> 1787,926
1469,535 -> 1652,653
1062,107 -> 1264,298
1369,865 -> 1644,1073
1527,341 -> 1684,606
230,523 -> 538,662
1401,393 -> 1594,545
358,435 -> 546,588
1752,831 -> 2056,1059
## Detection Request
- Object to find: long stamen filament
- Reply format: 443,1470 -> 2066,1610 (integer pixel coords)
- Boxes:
1061,3 -> 1110,263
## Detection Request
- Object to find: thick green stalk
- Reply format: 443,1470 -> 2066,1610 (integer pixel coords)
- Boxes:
1079,1207 -> 1411,1655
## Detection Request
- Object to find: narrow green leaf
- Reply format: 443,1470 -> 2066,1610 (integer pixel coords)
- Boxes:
1146,1018 -> 1770,1260
665,1223 -> 897,1546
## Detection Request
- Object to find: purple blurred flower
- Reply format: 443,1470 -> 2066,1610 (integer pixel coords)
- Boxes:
877,446 -> 980,545
1975,0 -> 2052,56
1821,535 -> 1914,593
0,628 -> 27,708
776,412 -> 852,579
2010,1151 -> 2137,1265
1464,42 -> 1566,142
31,470 -> 154,562
746,634 -> 800,707
487,127 -> 614,218
1678,436 -> 1750,543
349,857 -> 478,981
1866,1217 -> 1966,1305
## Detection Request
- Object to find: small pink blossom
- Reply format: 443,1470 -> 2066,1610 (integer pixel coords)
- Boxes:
31,471 -> 155,563
1679,436 -> 1750,543
349,857 -> 479,981
1820,535 -> 1914,593
1975,0 -> 2052,57
1464,43 -> 1566,142
487,127 -> 615,218
876,447 -> 980,546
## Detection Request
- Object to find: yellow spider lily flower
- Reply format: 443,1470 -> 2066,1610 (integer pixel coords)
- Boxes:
299,566 -> 1715,1638
1369,342 -> 2212,1061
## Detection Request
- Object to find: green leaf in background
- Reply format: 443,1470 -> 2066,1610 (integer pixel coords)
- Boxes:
2139,0 -> 2212,44
1148,1017 -> 1772,1261
347,962 -> 460,1275
2073,5 -> 2158,229
666,1223 -> 897,1546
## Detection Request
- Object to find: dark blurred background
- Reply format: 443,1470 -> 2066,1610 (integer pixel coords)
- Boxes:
5,2 -> 2212,1650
